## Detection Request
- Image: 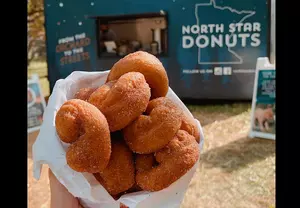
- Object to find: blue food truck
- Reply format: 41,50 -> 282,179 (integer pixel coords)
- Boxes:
44,0 -> 271,100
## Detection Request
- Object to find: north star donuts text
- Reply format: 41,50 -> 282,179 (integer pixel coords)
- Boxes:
182,22 -> 261,48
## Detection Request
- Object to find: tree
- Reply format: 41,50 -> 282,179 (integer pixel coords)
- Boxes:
28,0 -> 46,65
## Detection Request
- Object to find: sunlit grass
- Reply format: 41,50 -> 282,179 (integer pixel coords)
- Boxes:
187,103 -> 251,115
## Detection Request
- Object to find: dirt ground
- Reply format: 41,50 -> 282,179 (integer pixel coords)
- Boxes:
27,104 -> 275,208
181,107 -> 275,208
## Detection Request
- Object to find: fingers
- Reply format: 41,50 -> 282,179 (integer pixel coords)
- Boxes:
48,168 -> 82,208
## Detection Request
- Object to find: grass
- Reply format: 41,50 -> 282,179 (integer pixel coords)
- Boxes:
187,103 -> 251,115
181,109 -> 275,208
187,103 -> 252,126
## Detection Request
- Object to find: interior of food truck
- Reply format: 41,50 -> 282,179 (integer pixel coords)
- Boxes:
95,12 -> 168,58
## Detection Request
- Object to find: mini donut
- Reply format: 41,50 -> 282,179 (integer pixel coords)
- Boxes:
55,99 -> 111,173
146,97 -> 200,143
136,130 -> 199,191
74,88 -> 97,101
135,154 -> 156,172
94,138 -> 135,195
123,103 -> 182,154
88,72 -> 151,132
106,51 -> 169,99
113,154 -> 155,195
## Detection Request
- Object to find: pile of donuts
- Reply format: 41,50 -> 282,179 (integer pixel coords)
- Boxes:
55,51 -> 200,201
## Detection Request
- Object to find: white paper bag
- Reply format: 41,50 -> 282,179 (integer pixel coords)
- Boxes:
32,70 -> 205,208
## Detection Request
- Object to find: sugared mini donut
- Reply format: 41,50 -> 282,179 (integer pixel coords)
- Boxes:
94,137 -> 135,195
106,51 -> 169,99
55,99 -> 111,173
123,102 -> 182,154
135,130 -> 199,191
146,97 -> 200,143
88,72 -> 151,132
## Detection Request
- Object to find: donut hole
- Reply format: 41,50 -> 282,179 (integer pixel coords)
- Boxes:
78,123 -> 86,137
135,153 -> 159,173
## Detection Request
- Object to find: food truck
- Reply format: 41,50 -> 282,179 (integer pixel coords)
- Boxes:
44,0 -> 271,100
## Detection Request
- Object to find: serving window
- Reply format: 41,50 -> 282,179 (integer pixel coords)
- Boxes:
95,12 -> 168,58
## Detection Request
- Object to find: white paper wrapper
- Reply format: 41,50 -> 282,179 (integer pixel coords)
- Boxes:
32,70 -> 205,208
